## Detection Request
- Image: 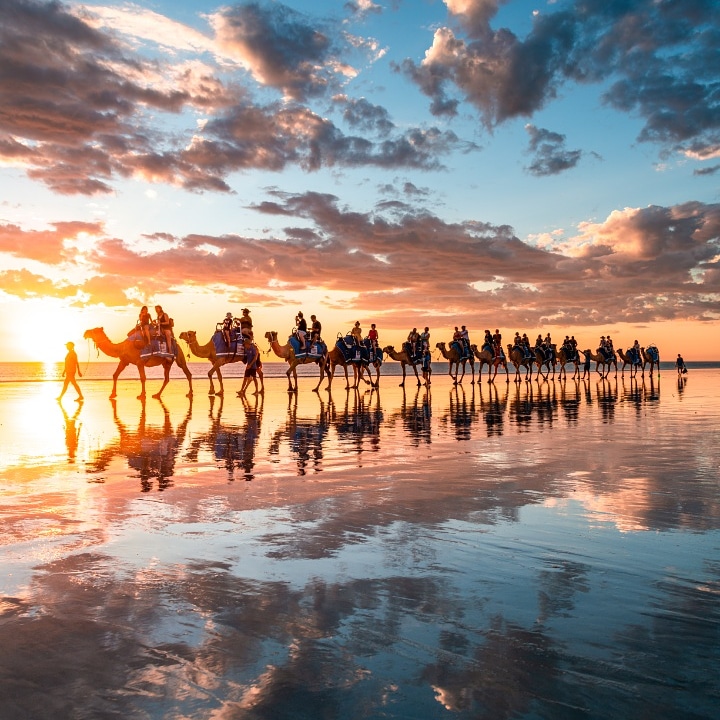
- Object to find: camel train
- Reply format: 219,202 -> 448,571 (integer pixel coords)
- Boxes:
85,314 -> 661,396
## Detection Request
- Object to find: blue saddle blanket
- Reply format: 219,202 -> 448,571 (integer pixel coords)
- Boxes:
129,329 -> 177,359
403,341 -> 424,364
290,335 -> 327,359
450,340 -> 471,360
211,330 -> 247,359
645,346 -> 659,362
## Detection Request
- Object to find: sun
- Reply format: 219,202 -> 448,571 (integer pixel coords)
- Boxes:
5,298 -> 89,362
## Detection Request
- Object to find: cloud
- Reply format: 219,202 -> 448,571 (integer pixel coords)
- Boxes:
400,0 -> 720,157
0,221 -> 104,263
210,2 -> 341,101
524,124 -> 582,176
3,193 -> 718,325
0,0 -> 468,195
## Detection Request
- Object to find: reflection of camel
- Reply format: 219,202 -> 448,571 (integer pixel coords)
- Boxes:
268,392 -> 329,475
179,329 -> 243,396
556,346 -> 580,380
476,382 -> 507,436
471,344 -> 509,383
184,394 -> 263,481
436,342 -> 475,384
389,385 -> 431,444
88,396 -> 193,491
506,344 -> 534,382
265,330 -> 327,392
582,349 -> 618,379
444,384 -> 478,440
84,327 -> 193,399
382,345 -> 422,387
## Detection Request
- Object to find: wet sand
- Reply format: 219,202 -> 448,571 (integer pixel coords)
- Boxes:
1,370 -> 719,719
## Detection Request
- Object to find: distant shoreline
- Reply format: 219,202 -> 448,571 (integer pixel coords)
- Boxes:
0,360 -> 717,383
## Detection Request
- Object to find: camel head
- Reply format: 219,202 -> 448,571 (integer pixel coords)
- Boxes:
83,327 -> 103,340
264,330 -> 277,343
382,345 -> 394,354
179,330 -> 196,342
435,342 -> 445,350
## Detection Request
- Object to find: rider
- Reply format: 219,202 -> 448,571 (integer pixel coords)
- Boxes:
351,321 -> 363,346
295,311 -> 307,351
138,305 -> 152,347
492,328 -> 502,358
155,305 -> 173,353
420,327 -> 430,353
310,315 -> 322,344
368,323 -> 379,349
238,308 -> 253,339
221,312 -> 234,348
460,325 -> 470,355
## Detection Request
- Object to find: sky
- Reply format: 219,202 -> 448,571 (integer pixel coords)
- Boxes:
1,0 -> 719,362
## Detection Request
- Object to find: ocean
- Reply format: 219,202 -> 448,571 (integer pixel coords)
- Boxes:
0,359 -> 715,383
1,366 -> 719,719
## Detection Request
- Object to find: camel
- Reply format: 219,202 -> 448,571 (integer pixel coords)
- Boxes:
506,344 -> 534,382
179,330 -> 244,396
326,342 -> 365,390
534,345 -> 556,380
616,347 -> 644,377
642,345 -> 660,376
265,330 -> 327,392
470,344 -> 509,383
582,348 -> 618,379
84,327 -> 193,399
382,345 -> 423,387
556,346 -> 581,380
436,342 -> 475,384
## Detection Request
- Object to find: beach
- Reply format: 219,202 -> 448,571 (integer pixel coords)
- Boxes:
1,366 -> 719,719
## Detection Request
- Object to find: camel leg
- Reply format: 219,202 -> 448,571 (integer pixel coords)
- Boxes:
181,361 -> 194,397
111,360 -> 129,398
286,364 -> 295,392
208,363 -> 221,395
313,360 -> 326,393
152,362 -> 171,398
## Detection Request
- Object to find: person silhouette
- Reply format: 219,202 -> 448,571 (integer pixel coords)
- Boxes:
57,341 -> 83,402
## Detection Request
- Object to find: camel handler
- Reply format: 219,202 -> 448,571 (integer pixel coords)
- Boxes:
57,341 -> 83,402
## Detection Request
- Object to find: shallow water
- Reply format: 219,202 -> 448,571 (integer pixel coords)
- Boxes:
1,369 -> 719,719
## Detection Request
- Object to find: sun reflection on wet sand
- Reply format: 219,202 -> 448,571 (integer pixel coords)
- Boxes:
0,371 -> 719,718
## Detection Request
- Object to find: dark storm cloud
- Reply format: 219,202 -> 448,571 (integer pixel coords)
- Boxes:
524,125 -> 582,176
400,0 -> 720,156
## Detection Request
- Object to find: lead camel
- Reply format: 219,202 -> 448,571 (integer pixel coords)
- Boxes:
84,327 -> 193,399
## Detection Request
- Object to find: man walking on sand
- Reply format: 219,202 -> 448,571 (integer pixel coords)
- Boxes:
58,341 -> 83,402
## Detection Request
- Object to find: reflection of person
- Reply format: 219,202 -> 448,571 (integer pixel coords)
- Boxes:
60,402 -> 82,462
676,353 -> 686,375
57,341 -> 83,402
